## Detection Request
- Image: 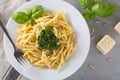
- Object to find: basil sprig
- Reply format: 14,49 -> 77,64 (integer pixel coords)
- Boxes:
12,5 -> 43,26
79,0 -> 89,8
79,0 -> 117,20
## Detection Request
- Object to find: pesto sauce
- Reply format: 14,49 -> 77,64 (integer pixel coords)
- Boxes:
37,27 -> 60,50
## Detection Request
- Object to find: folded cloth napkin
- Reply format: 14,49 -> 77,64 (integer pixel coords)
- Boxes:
0,0 -> 26,79
0,0 -> 26,25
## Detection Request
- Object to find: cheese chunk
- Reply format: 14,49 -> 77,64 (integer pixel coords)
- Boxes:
114,21 -> 120,34
96,35 -> 116,55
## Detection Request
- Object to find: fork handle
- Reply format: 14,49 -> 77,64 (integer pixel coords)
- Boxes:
0,20 -> 16,49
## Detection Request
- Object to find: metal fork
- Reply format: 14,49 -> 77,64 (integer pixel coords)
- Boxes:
0,20 -> 32,70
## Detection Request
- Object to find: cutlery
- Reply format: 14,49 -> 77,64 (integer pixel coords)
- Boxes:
0,20 -> 32,70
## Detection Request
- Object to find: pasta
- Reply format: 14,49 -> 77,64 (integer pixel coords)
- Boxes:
16,10 -> 77,71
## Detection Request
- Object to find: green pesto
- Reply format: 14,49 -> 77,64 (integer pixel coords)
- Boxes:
37,27 -> 60,50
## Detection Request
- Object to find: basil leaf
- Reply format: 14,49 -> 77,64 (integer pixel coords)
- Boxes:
83,12 -> 96,20
32,5 -> 43,14
26,8 -> 32,16
92,2 -> 117,17
12,12 -> 30,24
79,0 -> 89,8
32,10 -> 43,19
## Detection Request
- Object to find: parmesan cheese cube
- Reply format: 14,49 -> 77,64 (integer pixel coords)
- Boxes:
96,35 -> 116,55
114,21 -> 120,34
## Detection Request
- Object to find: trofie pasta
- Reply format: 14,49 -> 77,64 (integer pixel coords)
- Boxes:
16,10 -> 77,71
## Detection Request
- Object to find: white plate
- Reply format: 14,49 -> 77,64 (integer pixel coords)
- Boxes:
3,0 -> 90,80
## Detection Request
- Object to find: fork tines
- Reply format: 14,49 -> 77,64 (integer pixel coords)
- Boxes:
17,56 -> 32,70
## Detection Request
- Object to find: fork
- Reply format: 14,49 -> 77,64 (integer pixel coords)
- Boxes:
0,20 -> 32,70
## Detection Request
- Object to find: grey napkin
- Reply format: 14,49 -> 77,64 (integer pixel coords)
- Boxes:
0,0 -> 26,25
0,0 -> 27,79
